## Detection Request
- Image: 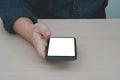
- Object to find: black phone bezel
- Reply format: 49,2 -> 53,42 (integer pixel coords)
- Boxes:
45,37 -> 77,61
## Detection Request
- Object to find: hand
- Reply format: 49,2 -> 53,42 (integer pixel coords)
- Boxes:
30,23 -> 51,58
13,17 -> 51,59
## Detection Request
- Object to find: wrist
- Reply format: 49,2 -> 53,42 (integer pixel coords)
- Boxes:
13,17 -> 35,43
13,17 -> 33,30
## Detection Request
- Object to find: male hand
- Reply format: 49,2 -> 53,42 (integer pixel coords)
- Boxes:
31,23 -> 51,58
13,17 -> 51,59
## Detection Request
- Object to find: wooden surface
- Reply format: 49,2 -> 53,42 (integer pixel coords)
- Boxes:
0,19 -> 120,80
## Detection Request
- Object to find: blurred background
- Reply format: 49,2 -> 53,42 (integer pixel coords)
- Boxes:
106,0 -> 120,18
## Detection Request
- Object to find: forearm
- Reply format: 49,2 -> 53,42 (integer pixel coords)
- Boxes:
0,0 -> 37,33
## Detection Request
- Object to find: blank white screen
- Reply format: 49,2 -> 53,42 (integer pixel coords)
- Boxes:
48,38 -> 75,56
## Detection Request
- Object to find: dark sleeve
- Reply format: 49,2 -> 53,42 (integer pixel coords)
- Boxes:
0,0 -> 38,33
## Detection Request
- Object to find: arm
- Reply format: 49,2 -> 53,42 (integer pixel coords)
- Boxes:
0,0 -> 51,58
0,0 -> 37,33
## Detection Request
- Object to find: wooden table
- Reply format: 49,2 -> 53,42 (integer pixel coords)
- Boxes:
0,19 -> 120,80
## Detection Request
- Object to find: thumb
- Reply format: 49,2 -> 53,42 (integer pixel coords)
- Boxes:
34,23 -> 51,39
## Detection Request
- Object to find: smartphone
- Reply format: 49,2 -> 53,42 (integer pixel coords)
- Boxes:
46,37 -> 77,61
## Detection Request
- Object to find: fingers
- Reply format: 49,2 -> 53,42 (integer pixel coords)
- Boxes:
36,40 -> 46,58
34,23 -> 51,40
31,23 -> 51,59
32,32 -> 47,58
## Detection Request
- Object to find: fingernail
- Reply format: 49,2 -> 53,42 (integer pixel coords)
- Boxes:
45,32 -> 51,38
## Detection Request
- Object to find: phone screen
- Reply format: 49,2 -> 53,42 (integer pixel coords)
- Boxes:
46,37 -> 77,60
